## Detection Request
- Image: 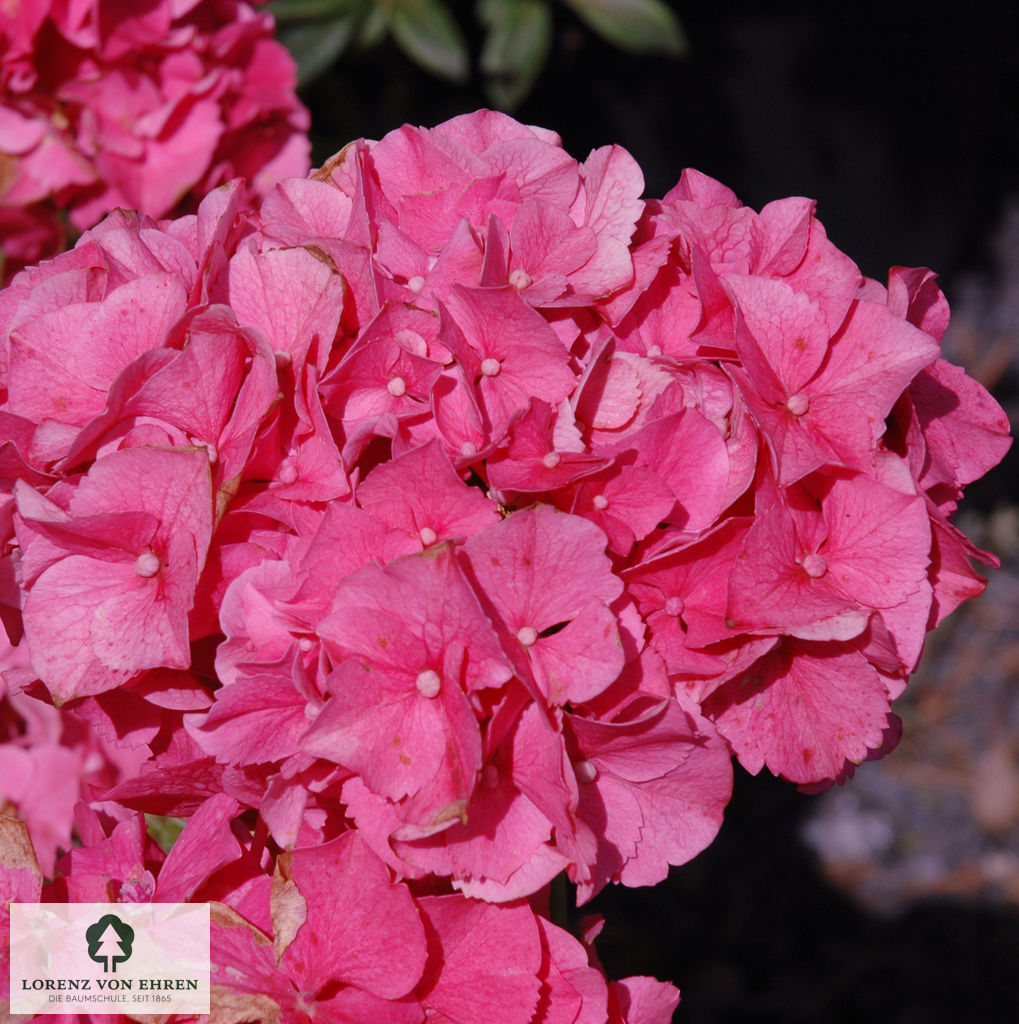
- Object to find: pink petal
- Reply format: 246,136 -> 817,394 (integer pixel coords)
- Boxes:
281,832 -> 427,1000
415,894 -> 542,1024
705,640 -> 892,784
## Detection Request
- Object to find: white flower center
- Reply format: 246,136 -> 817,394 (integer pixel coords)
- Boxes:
664,596 -> 685,617
416,669 -> 441,698
278,462 -> 298,485
542,451 -> 561,469
802,553 -> 827,578
134,552 -> 161,578
387,376 -> 407,397
191,437 -> 218,464
480,357 -> 502,377
786,392 -> 810,416
407,275 -> 425,294
516,625 -> 538,647
419,526 -> 438,546
593,493 -> 609,510
509,268 -> 533,290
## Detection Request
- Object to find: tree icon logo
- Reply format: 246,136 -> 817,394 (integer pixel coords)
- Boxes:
86,914 -> 135,973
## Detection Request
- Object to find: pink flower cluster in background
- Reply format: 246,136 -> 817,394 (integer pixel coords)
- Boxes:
0,110 -> 1010,1019
0,0 -> 310,279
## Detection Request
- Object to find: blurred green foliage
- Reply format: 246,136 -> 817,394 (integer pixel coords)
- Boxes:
269,0 -> 686,109
145,814 -> 187,854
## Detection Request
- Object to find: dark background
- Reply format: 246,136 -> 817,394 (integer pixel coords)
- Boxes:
301,5 -> 1019,1021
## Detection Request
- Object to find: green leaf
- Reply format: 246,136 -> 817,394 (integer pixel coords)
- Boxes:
560,0 -> 688,56
390,0 -> 470,82
268,0 -> 365,22
278,14 -> 361,87
479,0 -> 552,110
145,814 -> 187,855
357,1 -> 392,46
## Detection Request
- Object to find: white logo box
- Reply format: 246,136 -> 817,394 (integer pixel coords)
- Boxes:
9,903 -> 210,1015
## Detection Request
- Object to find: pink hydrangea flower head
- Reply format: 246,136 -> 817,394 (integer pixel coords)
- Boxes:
0,109 -> 1012,1021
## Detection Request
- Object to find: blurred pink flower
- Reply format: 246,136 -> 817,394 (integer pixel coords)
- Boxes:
0,0 -> 309,278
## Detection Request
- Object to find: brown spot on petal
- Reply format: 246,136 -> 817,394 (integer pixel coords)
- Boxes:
0,802 -> 42,877
271,859 -> 307,964
302,243 -> 341,275
207,986 -> 282,1024
430,800 -> 468,827
312,140 -> 357,181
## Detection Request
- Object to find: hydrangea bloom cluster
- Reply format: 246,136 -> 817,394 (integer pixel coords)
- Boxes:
0,0 -> 310,278
0,110 -> 1010,1019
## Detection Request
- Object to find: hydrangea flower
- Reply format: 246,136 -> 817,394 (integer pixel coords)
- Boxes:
0,109 -> 1010,1021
